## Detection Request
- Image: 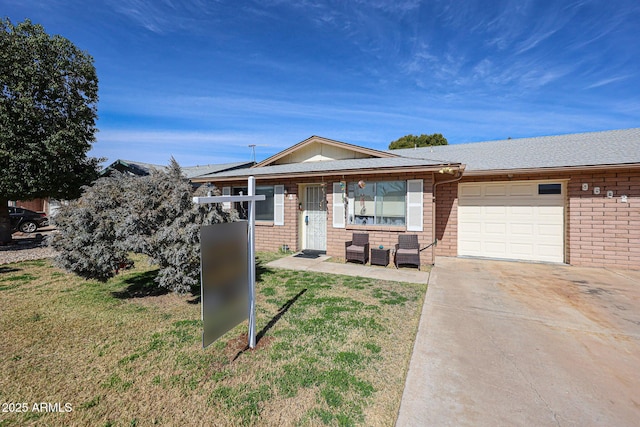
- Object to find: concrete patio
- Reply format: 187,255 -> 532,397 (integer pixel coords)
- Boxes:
265,251 -> 430,284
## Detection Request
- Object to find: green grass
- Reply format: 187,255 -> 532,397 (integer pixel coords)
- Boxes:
0,253 -> 426,426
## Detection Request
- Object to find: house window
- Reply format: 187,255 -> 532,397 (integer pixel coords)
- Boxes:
233,186 -> 275,221
347,181 -> 406,226
538,183 -> 562,195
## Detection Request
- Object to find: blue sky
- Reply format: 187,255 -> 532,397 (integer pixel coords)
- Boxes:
4,0 -> 640,166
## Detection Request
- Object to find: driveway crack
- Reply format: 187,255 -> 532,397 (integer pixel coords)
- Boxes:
487,332 -> 561,426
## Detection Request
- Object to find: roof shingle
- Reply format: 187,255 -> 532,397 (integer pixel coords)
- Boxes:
390,128 -> 640,171
197,156 -> 455,179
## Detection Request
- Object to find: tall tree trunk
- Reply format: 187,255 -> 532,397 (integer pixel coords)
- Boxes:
0,200 -> 12,245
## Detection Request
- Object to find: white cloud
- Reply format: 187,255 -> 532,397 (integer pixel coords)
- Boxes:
98,129 -> 262,145
92,129 -> 297,165
107,0 -> 219,33
515,28 -> 559,54
585,75 -> 632,90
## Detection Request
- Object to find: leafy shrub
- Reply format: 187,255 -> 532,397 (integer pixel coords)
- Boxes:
49,159 -> 237,293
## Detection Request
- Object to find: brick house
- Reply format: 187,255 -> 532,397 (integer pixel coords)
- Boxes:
192,129 -> 640,270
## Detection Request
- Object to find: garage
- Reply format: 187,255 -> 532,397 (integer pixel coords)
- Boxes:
457,180 -> 565,263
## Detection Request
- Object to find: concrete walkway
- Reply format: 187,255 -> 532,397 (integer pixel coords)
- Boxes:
396,257 -> 640,427
265,252 -> 430,284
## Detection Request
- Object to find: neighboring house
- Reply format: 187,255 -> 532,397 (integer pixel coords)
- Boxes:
9,197 -> 68,218
100,159 -> 255,183
100,159 -> 164,177
193,129 -> 640,271
10,159 -> 162,215
7,199 -> 52,215
10,159 -> 255,216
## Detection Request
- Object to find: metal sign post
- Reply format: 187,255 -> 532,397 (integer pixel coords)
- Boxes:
194,176 -> 265,349
247,177 -> 257,349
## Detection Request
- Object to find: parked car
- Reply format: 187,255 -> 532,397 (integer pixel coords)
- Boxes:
9,207 -> 49,233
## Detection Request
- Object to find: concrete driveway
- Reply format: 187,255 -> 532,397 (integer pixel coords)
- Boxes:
397,257 -> 640,427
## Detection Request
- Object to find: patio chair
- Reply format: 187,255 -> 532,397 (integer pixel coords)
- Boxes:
345,233 -> 370,264
394,234 -> 420,270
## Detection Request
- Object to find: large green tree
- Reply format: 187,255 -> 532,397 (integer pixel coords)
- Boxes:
388,133 -> 448,150
0,18 -> 100,244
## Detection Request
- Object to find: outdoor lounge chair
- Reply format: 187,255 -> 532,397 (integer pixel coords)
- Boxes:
345,233 -> 370,264
394,234 -> 420,270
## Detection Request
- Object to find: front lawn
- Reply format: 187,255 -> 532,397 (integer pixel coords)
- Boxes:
0,253 -> 426,426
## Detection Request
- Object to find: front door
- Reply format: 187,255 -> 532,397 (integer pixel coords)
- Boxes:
304,185 -> 327,251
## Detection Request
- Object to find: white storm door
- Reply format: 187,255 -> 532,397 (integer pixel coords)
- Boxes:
305,185 -> 327,251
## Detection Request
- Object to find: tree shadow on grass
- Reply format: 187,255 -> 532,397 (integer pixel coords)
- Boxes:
111,270 -> 169,299
233,288 -> 307,361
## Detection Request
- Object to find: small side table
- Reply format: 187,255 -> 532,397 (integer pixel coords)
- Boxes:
370,247 -> 390,267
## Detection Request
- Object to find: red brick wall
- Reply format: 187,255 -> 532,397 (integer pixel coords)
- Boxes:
207,172 -> 437,266
326,172 -> 435,266
13,199 -> 47,212
235,178 -> 301,253
435,168 -> 640,270
254,179 -> 300,252
567,169 -> 639,269
434,179 -> 458,257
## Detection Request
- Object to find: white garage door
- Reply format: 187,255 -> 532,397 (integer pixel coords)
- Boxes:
458,181 -> 565,263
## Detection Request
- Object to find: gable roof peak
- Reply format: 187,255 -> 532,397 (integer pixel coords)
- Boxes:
253,135 -> 397,168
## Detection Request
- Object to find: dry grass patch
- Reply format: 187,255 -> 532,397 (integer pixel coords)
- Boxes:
0,254 -> 426,426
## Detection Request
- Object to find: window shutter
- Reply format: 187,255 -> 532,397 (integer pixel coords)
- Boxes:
222,187 -> 231,210
332,182 -> 345,228
274,185 -> 285,226
406,179 -> 423,231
